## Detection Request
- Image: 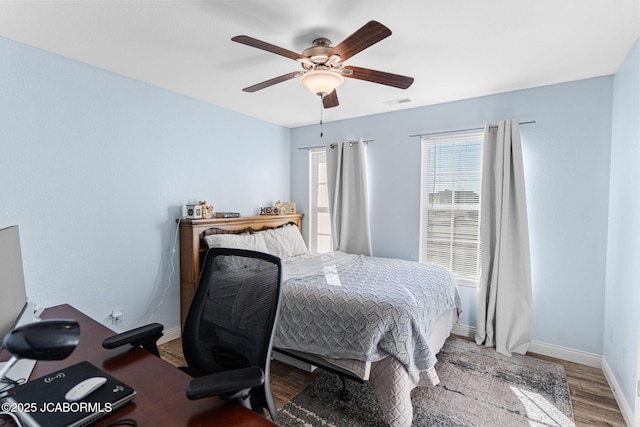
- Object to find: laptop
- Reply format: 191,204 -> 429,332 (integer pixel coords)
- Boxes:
2,361 -> 136,427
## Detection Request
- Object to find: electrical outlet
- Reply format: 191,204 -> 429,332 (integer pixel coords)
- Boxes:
111,309 -> 123,325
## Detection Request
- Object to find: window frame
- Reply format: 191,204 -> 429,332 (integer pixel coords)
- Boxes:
419,131 -> 484,287
308,147 -> 332,254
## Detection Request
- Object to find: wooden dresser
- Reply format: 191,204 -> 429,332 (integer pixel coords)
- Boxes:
178,214 -> 303,329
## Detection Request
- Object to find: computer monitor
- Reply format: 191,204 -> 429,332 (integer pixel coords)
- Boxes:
0,225 -> 28,342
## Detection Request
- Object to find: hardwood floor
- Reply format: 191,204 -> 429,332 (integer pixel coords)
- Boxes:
158,337 -> 627,426
526,352 -> 627,426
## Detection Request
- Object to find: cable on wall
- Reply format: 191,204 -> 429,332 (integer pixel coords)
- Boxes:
135,218 -> 181,326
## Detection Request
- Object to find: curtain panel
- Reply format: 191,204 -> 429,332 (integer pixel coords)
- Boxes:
475,120 -> 532,356
325,139 -> 372,256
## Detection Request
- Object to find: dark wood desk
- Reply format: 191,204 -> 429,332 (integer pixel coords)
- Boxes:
1,304 -> 276,427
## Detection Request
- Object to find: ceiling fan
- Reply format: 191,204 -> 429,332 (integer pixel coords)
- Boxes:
231,21 -> 414,108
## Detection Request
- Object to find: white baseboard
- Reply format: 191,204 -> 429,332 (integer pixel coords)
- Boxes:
602,357 -> 635,427
527,340 -> 602,369
452,323 -> 601,368
157,325 -> 181,345
452,323 -> 475,339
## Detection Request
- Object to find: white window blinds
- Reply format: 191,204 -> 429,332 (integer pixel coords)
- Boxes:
309,148 -> 332,253
420,132 -> 483,286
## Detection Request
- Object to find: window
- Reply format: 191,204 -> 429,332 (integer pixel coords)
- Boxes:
420,132 -> 483,286
309,148 -> 332,253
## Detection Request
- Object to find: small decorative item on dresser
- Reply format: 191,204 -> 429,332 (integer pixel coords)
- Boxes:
280,202 -> 297,215
185,204 -> 203,218
215,212 -> 241,218
260,206 -> 278,215
200,201 -> 214,219
261,200 -> 284,215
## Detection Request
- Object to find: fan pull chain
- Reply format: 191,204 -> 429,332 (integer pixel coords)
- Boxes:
319,95 -> 324,138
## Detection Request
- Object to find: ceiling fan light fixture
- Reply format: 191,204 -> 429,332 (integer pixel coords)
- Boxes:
300,70 -> 344,96
233,21 -> 413,109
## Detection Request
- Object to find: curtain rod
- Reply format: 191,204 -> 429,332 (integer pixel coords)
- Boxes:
298,139 -> 373,150
409,120 -> 536,138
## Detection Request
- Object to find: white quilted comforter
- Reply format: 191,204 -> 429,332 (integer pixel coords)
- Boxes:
274,251 -> 462,426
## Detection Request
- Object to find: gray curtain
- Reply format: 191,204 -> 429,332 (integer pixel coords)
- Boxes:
475,120 -> 532,356
326,139 -> 372,256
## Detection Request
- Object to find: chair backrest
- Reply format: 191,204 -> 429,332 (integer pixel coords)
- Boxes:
182,248 -> 282,414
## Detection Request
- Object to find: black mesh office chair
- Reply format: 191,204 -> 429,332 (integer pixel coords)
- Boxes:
102,248 -> 282,420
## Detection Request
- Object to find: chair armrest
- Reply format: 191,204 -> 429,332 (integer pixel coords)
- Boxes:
101,323 -> 164,356
186,366 -> 264,400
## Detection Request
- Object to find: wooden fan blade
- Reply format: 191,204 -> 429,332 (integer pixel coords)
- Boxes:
242,71 -> 300,92
327,21 -> 392,62
344,66 -> 414,89
322,90 -> 339,108
232,35 -> 304,61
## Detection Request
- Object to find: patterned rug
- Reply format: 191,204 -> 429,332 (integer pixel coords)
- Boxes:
277,336 -> 575,426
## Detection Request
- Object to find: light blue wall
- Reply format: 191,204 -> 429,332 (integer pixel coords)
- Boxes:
0,37 -> 291,331
291,77 -> 614,355
605,38 -> 640,416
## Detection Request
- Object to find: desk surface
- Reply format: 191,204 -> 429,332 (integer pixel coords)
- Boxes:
2,304 -> 276,427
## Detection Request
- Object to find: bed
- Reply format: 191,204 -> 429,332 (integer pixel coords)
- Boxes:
178,214 -> 462,427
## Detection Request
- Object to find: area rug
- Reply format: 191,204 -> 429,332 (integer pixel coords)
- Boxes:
277,336 -> 575,426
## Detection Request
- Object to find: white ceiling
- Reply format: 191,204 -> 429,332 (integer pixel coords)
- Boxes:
0,1 -> 638,128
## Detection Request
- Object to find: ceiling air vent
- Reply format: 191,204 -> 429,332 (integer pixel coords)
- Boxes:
384,98 -> 411,106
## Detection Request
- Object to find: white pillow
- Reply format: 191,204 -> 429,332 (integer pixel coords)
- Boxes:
260,224 -> 309,259
204,233 -> 270,271
204,233 -> 269,252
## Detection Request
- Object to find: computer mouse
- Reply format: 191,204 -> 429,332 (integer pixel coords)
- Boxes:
64,376 -> 107,402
